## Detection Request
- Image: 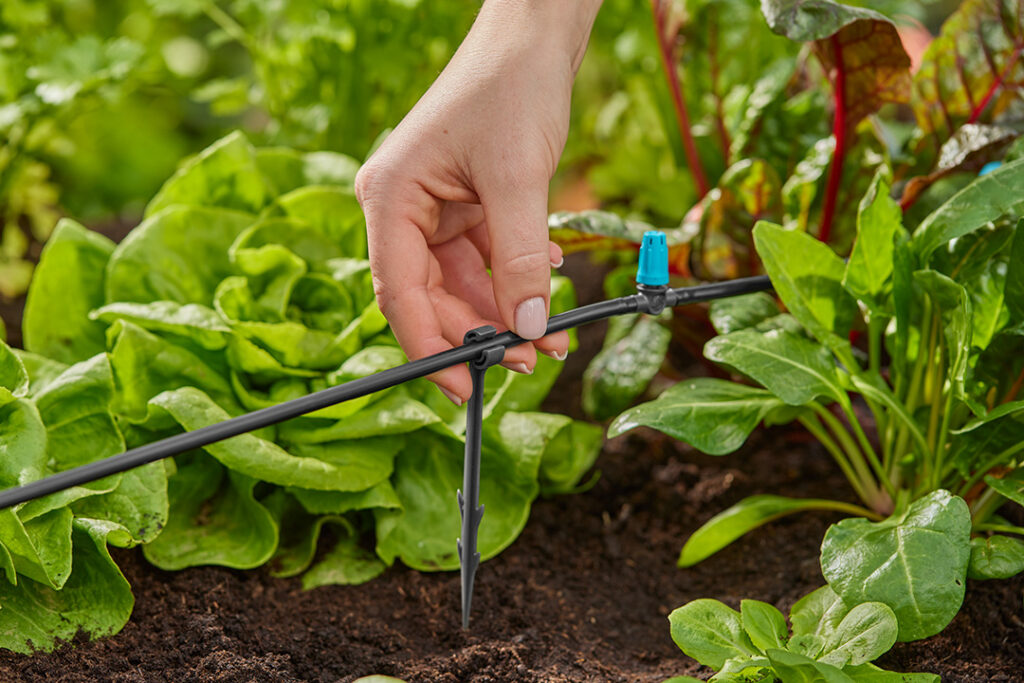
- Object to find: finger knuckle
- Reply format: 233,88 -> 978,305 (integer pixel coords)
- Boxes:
499,249 -> 550,279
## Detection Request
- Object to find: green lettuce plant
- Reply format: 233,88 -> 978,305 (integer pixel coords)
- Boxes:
663,587 -> 938,682
612,159 -> 1024,641
0,130 -> 601,653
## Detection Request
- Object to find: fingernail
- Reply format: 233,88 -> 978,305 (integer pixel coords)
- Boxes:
514,297 -> 547,340
550,255 -> 564,268
439,387 -> 463,406
506,362 -> 533,375
543,349 -> 568,361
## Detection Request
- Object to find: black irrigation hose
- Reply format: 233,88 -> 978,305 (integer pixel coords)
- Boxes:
0,275 -> 771,511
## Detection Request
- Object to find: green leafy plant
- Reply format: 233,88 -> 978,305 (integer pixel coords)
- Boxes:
664,587 -> 938,682
612,161 -> 1024,640
0,131 -> 601,653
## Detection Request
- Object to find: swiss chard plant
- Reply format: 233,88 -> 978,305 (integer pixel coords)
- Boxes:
0,130 -> 601,653
664,586 -> 938,682
551,0 -> 1024,424
613,161 -> 1024,642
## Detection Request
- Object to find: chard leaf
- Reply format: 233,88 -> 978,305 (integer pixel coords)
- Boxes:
790,584 -> 849,639
142,454 -> 277,570
704,327 -> 847,406
668,599 -> 760,670
967,534 -> 1024,580
0,520 -> 133,654
1007,218 -> 1024,322
760,0 -> 891,44
764,649 -> 854,683
582,313 -> 670,420
740,599 -> 788,652
763,0 -> 910,132
105,205 -> 254,305
911,158 -> 1024,260
913,270 -> 972,386
818,602 -> 898,668
843,175 -> 901,313
984,468 -> 1024,508
609,378 -> 783,456
949,401 -> 1024,474
680,495 -> 844,567
23,219 -> 114,365
911,0 -> 1024,150
145,130 -> 268,217
690,159 -> 784,280
709,292 -> 781,335
752,222 -> 857,359
821,490 -> 971,641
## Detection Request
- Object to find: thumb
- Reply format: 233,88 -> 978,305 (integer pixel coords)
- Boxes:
480,181 -> 552,340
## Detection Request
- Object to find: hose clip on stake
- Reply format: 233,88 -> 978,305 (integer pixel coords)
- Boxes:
0,230 -> 773,631
458,324 -> 505,629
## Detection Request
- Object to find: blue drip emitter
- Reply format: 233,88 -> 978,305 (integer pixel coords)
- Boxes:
637,230 -> 669,286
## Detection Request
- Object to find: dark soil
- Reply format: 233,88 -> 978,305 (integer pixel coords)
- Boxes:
0,254 -> 1022,682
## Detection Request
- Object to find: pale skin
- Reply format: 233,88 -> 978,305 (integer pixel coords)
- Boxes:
355,0 -> 604,405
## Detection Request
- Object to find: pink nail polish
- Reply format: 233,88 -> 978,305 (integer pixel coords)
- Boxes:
506,362 -> 533,375
514,297 -> 547,340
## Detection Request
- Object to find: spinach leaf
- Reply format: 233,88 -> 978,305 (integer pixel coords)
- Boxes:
820,490 -> 971,641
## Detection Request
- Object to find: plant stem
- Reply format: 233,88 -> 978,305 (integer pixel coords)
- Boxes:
838,400 -> 897,502
809,403 -> 889,511
800,414 -> 878,509
893,303 -> 932,482
973,523 -> 1024,537
971,488 -> 1005,525
967,44 -> 1023,124
204,2 -> 259,54
932,383 -> 956,490
1001,367 -> 1024,405
706,8 -> 731,160
957,440 -> 1024,497
650,0 -> 710,197
819,35 -> 847,244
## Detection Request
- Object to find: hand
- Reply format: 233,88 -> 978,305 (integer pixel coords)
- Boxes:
356,0 -> 602,404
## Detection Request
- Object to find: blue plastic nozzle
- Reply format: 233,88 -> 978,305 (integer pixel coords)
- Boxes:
637,230 -> 669,286
979,161 -> 1002,176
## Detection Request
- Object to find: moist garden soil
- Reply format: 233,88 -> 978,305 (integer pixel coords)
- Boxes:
0,255 -> 1021,682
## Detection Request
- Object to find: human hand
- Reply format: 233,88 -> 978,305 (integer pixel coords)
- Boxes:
356,0 -> 602,404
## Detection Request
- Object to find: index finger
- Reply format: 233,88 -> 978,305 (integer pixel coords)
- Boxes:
362,188 -> 473,403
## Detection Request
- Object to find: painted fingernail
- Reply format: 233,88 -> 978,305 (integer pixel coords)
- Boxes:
514,297 -> 547,340
550,255 -> 564,268
506,362 -> 533,375
440,387 -> 463,406
543,349 -> 568,361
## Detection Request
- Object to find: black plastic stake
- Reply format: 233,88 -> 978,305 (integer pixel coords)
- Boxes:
458,325 -> 505,629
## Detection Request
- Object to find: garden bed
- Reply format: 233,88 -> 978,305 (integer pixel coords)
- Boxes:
0,301 -> 1020,681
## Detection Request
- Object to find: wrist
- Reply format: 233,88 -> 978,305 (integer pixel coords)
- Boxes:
475,0 -> 603,73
